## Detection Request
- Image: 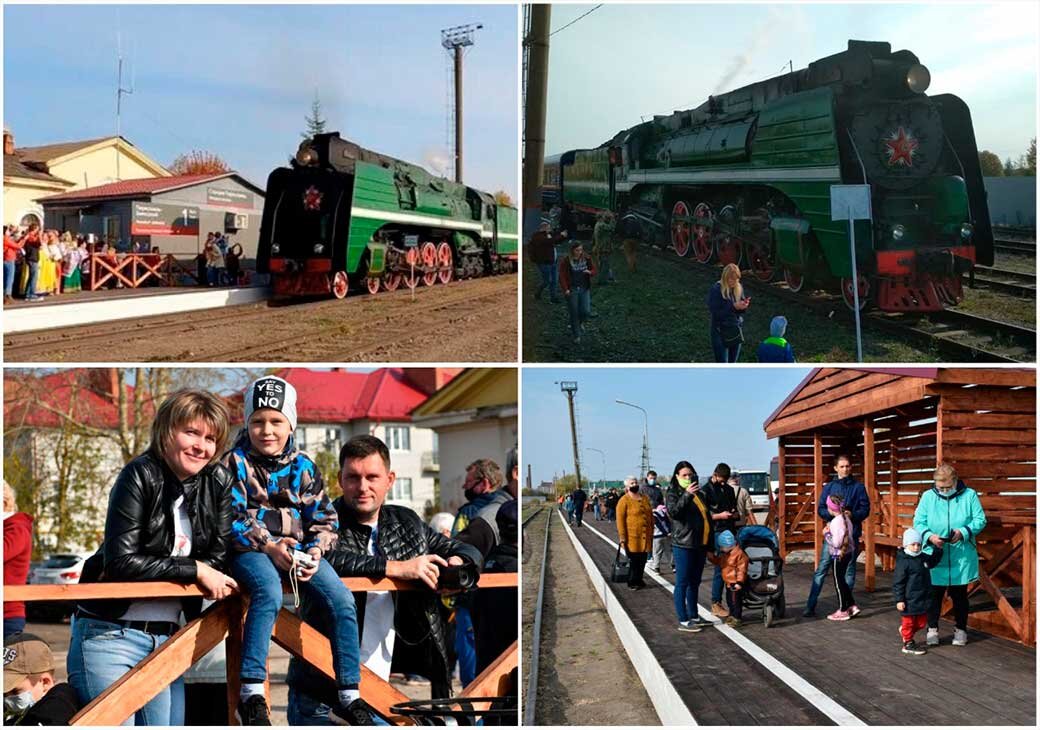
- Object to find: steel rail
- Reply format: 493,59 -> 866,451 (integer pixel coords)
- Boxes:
523,506 -> 553,726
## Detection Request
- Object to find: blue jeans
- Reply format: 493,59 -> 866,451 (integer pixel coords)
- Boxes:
25,261 -> 39,299
287,686 -> 390,726
455,605 -> 476,687
804,546 -> 857,613
4,616 -> 26,638
566,287 -> 591,337
3,260 -> 15,297
536,262 -> 558,299
710,327 -> 741,363
593,503 -> 602,520
232,551 -> 361,686
672,546 -> 707,623
67,616 -> 184,725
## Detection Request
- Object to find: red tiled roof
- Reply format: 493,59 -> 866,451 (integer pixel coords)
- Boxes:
39,173 -> 234,203
3,370 -> 145,430
227,368 -> 461,424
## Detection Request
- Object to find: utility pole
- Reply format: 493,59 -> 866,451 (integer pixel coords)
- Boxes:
521,4 -> 551,241
560,381 -> 582,491
441,23 -> 482,183
115,33 -> 134,181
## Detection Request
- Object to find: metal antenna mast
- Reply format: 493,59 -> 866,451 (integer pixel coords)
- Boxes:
441,23 -> 482,183
115,32 -> 135,181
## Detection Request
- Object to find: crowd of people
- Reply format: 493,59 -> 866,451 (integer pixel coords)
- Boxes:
2,223 -> 245,304
3,377 -> 518,725
527,206 -> 798,361
559,455 -> 986,654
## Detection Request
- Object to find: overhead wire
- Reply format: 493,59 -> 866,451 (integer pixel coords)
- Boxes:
550,4 -> 603,37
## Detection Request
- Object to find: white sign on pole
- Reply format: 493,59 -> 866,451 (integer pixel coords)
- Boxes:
830,184 -> 872,363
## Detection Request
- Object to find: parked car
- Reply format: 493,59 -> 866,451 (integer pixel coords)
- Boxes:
27,553 -> 89,622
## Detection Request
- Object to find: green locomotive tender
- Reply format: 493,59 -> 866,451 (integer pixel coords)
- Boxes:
547,40 -> 993,312
258,132 -> 518,298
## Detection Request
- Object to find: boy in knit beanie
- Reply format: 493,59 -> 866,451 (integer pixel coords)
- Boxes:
756,315 -> 796,363
892,527 -> 944,655
708,530 -> 749,628
224,376 -> 385,725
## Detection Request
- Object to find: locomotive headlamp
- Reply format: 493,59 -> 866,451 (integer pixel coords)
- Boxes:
906,64 -> 931,94
892,224 -> 906,241
960,223 -> 974,240
271,243 -> 281,254
296,146 -> 319,166
313,243 -> 325,254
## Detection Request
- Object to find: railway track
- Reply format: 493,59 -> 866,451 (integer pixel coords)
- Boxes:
522,505 -> 551,725
971,265 -> 1035,298
994,238 -> 1035,257
639,243 -> 1035,362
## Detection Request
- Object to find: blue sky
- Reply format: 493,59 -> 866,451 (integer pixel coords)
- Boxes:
522,367 -> 812,485
4,4 -> 518,199
547,2 -> 1037,163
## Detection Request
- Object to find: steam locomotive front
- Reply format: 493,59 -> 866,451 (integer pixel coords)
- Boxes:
832,42 -> 989,309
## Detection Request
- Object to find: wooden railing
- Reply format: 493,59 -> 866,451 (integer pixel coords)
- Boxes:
5,574 -> 518,725
87,254 -> 201,290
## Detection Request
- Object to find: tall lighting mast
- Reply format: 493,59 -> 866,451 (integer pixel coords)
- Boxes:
441,23 -> 482,183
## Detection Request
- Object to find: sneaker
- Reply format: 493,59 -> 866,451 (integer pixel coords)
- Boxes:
725,616 -> 742,628
952,628 -> 968,646
902,640 -> 927,655
236,695 -> 272,726
849,605 -> 862,618
330,698 -> 388,726
677,620 -> 703,633
827,610 -> 851,621
926,628 -> 940,646
711,602 -> 730,618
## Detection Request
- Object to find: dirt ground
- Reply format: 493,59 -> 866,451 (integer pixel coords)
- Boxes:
533,512 -> 656,725
4,274 -> 517,362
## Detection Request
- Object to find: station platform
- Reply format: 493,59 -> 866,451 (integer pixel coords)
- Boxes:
561,511 -> 1034,726
3,285 -> 270,334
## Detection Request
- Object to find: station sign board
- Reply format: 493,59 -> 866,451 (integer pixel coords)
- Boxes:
131,203 -> 200,236
207,187 -> 254,209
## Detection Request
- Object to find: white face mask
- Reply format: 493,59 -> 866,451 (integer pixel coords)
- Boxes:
4,689 -> 35,714
646,479 -> 655,486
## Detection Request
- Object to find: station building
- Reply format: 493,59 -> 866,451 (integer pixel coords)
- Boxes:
39,172 -> 265,258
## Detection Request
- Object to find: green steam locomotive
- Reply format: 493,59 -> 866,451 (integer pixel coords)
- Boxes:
258,132 -> 517,298
544,41 -> 993,312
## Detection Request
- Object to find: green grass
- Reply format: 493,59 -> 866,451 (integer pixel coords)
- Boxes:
523,247 -> 940,363
956,287 -> 1036,327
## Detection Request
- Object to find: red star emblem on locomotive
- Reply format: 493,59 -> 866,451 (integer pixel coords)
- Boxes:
883,126 -> 919,167
303,185 -> 323,211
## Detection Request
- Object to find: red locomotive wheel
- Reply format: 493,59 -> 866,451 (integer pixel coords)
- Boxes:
436,242 -> 454,284
691,202 -> 715,264
331,271 -> 349,299
841,274 -> 871,311
670,200 -> 693,257
420,241 -> 438,286
783,267 -> 805,293
366,276 -> 381,295
746,240 -> 775,282
382,272 -> 402,292
714,205 -> 742,267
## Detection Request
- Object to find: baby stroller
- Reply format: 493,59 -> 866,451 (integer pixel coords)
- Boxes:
737,525 -> 785,627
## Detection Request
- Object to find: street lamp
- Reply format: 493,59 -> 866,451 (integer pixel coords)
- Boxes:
615,399 -> 650,478
585,447 -> 606,489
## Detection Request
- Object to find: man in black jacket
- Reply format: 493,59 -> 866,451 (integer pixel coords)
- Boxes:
570,486 -> 587,527
703,463 -> 739,618
286,435 -> 482,725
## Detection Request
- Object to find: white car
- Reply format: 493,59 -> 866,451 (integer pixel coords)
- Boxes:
27,553 -> 90,621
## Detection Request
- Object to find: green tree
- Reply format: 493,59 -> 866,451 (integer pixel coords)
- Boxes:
1003,157 -> 1016,176
554,473 -> 590,497
978,150 -> 1004,177
313,449 -> 341,501
1026,138 -> 1037,175
303,90 -> 328,139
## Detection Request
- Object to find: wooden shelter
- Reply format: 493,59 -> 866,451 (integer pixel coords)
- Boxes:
764,368 -> 1035,645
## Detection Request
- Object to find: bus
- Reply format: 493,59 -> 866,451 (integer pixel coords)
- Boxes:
736,469 -> 771,508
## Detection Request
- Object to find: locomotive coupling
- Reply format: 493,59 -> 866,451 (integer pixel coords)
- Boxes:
916,248 -> 975,276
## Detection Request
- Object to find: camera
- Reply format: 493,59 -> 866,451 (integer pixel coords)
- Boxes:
292,550 -> 318,570
436,562 -> 478,592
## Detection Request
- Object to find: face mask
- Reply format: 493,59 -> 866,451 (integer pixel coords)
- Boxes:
628,485 -> 639,493
677,477 -> 693,489
904,546 -> 922,557
646,479 -> 655,486
4,690 -> 35,714
936,484 -> 955,496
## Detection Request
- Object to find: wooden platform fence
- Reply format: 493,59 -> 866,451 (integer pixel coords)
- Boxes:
4,573 -> 517,725
87,254 -> 200,290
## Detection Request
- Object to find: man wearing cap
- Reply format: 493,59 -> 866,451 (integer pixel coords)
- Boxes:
3,634 -> 79,725
286,435 -> 482,724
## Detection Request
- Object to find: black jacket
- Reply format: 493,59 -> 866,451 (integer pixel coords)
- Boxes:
665,485 -> 712,550
11,683 -> 79,726
287,500 -> 482,699
640,483 -> 664,509
571,488 -> 587,505
77,450 -> 234,620
472,542 -> 518,675
892,546 -> 944,615
703,480 -> 739,537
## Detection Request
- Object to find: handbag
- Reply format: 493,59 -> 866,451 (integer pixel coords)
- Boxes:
611,543 -> 631,583
719,321 -> 744,345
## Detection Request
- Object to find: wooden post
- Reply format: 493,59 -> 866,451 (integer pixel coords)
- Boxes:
862,419 -> 876,592
813,433 -> 823,567
887,432 -> 899,572
225,595 -> 245,726
778,439 -> 787,555
1023,526 -> 1035,646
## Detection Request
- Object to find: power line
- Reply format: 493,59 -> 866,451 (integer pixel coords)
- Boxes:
550,4 -> 603,37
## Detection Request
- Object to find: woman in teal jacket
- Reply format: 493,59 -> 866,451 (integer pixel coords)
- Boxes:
912,462 -> 986,648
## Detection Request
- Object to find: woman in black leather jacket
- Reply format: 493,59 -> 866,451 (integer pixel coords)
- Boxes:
666,460 -> 713,633
66,389 -> 237,726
